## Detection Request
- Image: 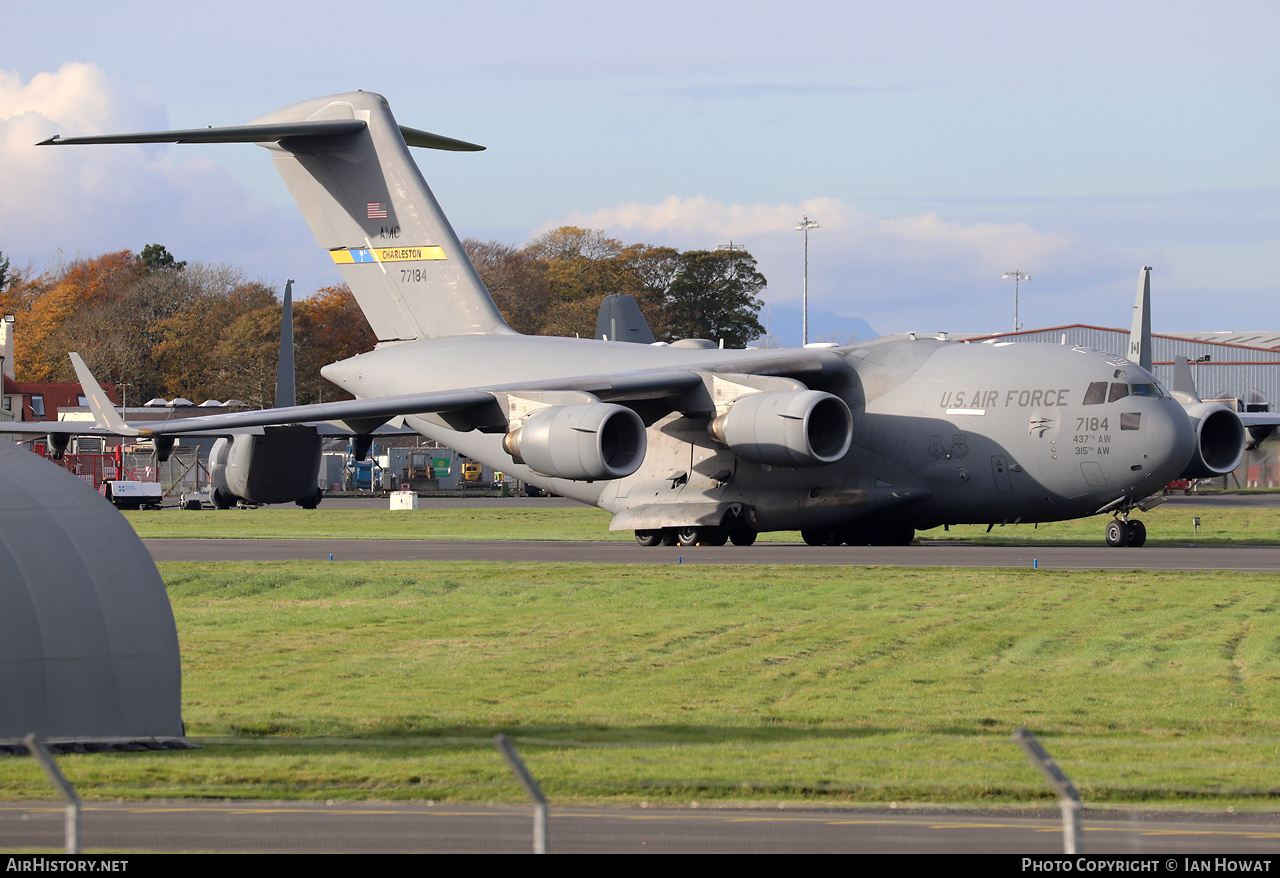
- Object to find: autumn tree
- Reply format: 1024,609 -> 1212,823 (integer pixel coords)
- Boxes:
293,284 -> 377,403
523,227 -> 633,337
462,229 -> 766,345
462,239 -> 551,335
17,251 -> 147,384
151,271 -> 278,401
206,305 -> 283,408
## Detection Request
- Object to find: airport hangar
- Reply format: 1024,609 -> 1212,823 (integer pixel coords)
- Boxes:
958,324 -> 1280,487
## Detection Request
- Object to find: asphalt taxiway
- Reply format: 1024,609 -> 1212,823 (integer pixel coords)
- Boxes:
4,801 -> 1278,853
144,538 -> 1280,571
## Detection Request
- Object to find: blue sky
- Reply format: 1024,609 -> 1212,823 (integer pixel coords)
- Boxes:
1,1 -> 1276,342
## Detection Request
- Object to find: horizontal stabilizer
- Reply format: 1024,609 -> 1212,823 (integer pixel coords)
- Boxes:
398,126 -> 486,152
38,120 -> 367,146
38,121 -> 483,152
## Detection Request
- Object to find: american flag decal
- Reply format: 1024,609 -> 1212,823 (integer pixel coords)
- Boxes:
367,202 -> 388,219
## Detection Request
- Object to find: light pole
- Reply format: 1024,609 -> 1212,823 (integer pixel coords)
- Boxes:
117,382 -> 132,419
716,240 -> 743,277
1,314 -> 14,416
794,214 -> 819,345
1003,269 -> 1031,331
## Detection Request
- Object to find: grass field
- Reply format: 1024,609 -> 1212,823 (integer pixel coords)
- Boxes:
10,561 -> 1280,808
121,501 -> 1280,545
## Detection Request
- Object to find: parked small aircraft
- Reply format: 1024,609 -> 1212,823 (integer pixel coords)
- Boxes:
21,91 -> 1275,545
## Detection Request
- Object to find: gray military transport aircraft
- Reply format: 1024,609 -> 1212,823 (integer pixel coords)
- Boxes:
20,90 -> 1276,546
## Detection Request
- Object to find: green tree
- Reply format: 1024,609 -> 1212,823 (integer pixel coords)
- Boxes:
616,244 -> 680,339
664,249 -> 766,348
139,243 -> 186,272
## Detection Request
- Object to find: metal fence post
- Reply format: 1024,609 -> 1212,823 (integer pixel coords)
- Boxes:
1013,728 -> 1083,854
24,734 -> 82,854
494,733 -> 548,854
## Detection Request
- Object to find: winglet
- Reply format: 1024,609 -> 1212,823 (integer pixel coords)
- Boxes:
1172,356 -> 1202,405
68,353 -> 139,436
1127,266 -> 1153,372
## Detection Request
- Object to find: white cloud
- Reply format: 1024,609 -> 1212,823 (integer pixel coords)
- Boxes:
552,195 -> 1078,276
0,63 -> 164,134
0,64 -> 321,293
539,195 -> 1127,332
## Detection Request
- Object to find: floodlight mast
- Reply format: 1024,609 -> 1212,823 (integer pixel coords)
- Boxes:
1003,269 -> 1031,331
795,214 -> 820,345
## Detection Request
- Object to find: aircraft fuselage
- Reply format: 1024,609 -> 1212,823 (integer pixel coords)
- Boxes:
323,334 -> 1195,535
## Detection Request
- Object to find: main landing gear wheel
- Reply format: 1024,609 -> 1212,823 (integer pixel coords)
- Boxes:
675,527 -> 730,547
676,527 -> 703,547
801,528 -> 834,547
1127,519 -> 1146,547
1105,518 -> 1147,547
640,524 -> 756,547
1105,519 -> 1128,547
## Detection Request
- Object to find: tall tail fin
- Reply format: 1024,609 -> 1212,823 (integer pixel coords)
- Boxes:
276,279 -> 296,408
595,294 -> 656,344
1126,266 -> 1153,371
40,92 -> 513,342
250,93 -> 512,341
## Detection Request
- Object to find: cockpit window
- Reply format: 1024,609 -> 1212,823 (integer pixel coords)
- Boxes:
1086,380 -> 1165,405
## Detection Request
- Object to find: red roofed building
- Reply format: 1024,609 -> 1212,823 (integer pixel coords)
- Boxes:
2,374 -> 120,423
0,319 -> 120,426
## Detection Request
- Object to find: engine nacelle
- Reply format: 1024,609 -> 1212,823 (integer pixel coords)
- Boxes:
1179,402 -> 1247,479
502,403 -> 646,481
209,425 -> 324,507
45,432 -> 71,460
709,390 -> 853,468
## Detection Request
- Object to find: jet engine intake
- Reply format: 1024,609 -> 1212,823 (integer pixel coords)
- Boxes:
709,390 -> 853,468
1179,402 -> 1247,479
502,403 -> 646,481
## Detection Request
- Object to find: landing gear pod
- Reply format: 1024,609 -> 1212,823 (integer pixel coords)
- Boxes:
1179,402 -> 1247,479
709,390 -> 853,468
503,403 -> 647,481
208,425 -> 324,506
